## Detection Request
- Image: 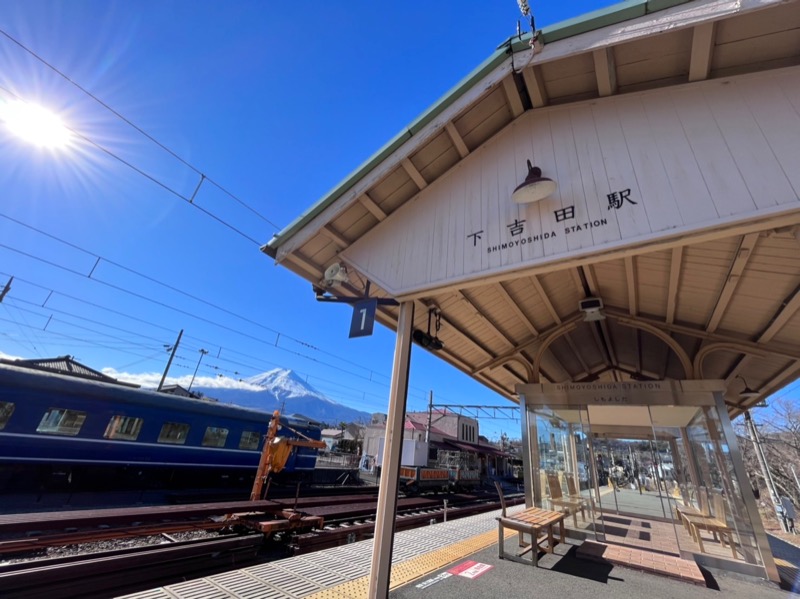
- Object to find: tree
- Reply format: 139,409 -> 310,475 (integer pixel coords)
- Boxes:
735,397 -> 800,525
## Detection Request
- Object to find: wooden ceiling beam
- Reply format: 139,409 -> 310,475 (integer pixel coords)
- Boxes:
495,283 -> 538,336
474,314 -> 583,376
689,22 -> 717,82
582,265 -> 599,296
706,233 -> 759,333
666,247 -> 683,324
625,256 -> 638,316
593,47 -> 618,97
528,273 -> 590,379
455,290 -> 516,350
416,299 -> 494,361
605,307 -> 800,361
320,225 -> 350,249
531,275 -> 561,324
501,75 -> 525,118
284,252 -> 323,279
521,65 -> 548,108
444,122 -> 470,159
401,157 -> 428,191
358,193 -> 387,222
564,335 -> 591,373
724,282 -> 800,383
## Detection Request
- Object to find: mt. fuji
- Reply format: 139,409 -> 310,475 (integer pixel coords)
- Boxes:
194,368 -> 372,425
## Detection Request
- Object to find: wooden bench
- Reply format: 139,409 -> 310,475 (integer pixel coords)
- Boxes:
494,482 -> 566,566
565,472 -> 591,505
547,473 -> 586,527
674,487 -> 710,528
681,493 -> 737,559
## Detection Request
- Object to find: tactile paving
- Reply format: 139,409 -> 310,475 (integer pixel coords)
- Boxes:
121,505 -> 524,599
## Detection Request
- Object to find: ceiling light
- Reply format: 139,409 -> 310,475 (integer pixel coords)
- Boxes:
512,160 -> 557,204
736,375 -> 759,399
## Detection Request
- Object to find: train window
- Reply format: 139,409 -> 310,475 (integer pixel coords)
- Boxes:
0,401 -> 14,430
104,415 -> 144,441
157,422 -> 190,444
239,430 -> 261,450
202,426 -> 229,448
36,408 -> 87,436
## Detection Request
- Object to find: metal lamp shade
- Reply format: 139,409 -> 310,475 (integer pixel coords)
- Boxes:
512,161 -> 557,204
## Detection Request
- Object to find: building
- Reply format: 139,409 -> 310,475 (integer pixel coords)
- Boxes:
265,0 -> 800,588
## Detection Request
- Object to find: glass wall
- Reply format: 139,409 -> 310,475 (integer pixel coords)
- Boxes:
520,384 -> 775,580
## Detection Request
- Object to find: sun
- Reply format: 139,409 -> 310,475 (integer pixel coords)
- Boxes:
0,100 -> 71,149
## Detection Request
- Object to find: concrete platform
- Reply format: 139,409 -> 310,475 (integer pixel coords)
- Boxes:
120,505 -> 797,598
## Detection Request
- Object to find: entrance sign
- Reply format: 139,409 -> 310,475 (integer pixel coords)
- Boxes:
517,380 -> 722,407
349,298 -> 377,338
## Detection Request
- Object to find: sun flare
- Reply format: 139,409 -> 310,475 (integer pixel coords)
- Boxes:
1,100 -> 71,149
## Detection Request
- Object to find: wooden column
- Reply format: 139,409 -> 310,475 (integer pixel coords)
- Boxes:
368,301 -> 415,598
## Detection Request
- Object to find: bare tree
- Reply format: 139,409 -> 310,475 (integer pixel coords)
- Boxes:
736,397 -> 800,519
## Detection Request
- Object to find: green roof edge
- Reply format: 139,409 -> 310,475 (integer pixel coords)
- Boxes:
264,0 -> 693,257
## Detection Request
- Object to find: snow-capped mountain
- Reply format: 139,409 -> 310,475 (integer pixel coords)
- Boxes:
245,369 -> 336,404
194,368 -> 371,425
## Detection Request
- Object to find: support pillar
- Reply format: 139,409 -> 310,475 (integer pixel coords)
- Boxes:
519,393 -> 538,507
368,301 -> 414,598
715,394 -> 780,584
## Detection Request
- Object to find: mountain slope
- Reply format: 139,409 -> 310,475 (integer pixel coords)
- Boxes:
195,368 -> 372,425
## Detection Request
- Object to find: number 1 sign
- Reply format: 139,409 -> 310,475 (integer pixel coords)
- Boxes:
349,298 -> 377,338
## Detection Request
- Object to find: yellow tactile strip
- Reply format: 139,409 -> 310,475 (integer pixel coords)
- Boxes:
305,528 -> 517,599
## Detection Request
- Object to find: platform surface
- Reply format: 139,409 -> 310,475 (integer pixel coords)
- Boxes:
120,505 -> 800,598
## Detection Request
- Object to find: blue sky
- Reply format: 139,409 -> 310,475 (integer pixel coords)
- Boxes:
2,1 -> 791,441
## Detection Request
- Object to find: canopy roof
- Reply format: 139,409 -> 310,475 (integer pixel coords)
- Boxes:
264,0 -> 800,419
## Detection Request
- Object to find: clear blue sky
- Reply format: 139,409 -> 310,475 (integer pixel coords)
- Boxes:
3,1 -> 790,441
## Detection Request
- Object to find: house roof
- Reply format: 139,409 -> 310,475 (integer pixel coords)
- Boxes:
0,355 -> 140,388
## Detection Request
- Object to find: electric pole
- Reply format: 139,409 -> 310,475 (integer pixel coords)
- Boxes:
745,410 -> 786,531
188,348 -> 208,392
0,277 -> 12,303
157,329 -> 183,392
425,390 -> 433,443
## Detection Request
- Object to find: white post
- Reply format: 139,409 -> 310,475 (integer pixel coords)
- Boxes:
368,301 -> 414,598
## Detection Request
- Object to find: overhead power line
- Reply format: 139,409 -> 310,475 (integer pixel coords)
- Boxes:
0,83 -> 262,246
0,211 -> 394,381
0,275 -> 444,405
0,27 -> 281,234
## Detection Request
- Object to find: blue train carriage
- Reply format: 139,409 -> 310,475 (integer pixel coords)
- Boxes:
0,360 -> 322,492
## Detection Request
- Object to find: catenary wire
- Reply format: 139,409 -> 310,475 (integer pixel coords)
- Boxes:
0,212 -> 391,380
0,83 -> 261,246
0,27 -> 281,233
1,277 -> 442,406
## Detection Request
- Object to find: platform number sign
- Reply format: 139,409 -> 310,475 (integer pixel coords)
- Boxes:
349,298 -> 377,338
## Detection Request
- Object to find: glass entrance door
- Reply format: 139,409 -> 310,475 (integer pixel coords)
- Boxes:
590,435 -> 674,520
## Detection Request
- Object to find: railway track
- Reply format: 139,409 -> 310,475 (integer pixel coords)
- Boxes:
0,489 -> 523,598
0,534 -> 264,599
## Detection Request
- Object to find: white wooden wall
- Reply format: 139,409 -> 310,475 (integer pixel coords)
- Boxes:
342,67 -> 800,296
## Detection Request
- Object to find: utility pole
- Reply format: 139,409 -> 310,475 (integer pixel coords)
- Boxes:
425,390 -> 433,443
0,277 -> 12,303
157,329 -> 183,392
188,348 -> 208,392
745,410 -> 786,531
